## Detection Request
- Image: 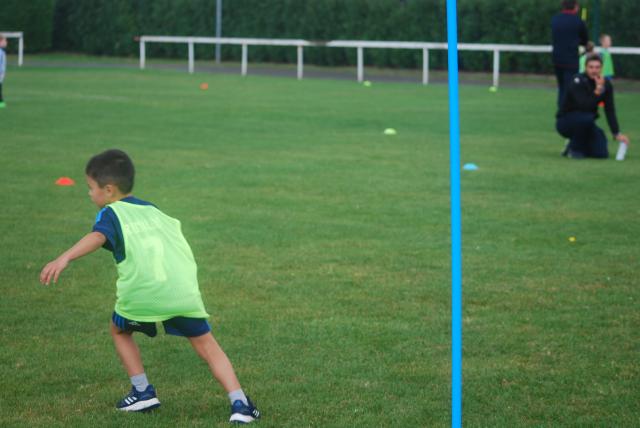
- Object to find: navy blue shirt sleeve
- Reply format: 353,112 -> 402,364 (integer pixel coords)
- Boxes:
90,197 -> 156,264
93,207 -> 117,250
92,207 -> 126,263
579,21 -> 588,47
603,81 -> 620,136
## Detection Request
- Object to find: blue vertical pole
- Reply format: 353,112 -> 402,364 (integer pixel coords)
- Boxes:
446,0 -> 462,427
215,0 -> 222,64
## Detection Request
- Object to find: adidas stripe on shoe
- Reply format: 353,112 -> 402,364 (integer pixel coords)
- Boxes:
116,384 -> 161,412
229,397 -> 260,424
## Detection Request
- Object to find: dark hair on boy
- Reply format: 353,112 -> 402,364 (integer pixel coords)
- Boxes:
562,0 -> 577,10
85,149 -> 135,193
585,53 -> 603,65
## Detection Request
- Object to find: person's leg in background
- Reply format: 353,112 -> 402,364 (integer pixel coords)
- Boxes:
557,112 -> 596,158
586,125 -> 609,158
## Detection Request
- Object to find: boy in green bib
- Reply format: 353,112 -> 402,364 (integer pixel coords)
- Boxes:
599,34 -> 615,80
40,149 -> 260,424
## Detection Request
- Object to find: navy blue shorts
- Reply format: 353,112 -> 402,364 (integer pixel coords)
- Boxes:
112,312 -> 211,338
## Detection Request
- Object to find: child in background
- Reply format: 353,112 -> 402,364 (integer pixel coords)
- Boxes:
579,41 -> 595,73
599,34 -> 615,80
40,149 -> 261,424
0,35 -> 7,108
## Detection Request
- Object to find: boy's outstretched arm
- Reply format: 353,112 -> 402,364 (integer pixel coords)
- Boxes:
40,232 -> 106,285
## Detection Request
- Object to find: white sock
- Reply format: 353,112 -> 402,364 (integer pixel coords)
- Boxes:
228,389 -> 248,405
130,373 -> 149,392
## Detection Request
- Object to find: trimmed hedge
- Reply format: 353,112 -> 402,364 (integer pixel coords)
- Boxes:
0,0 -> 55,52
598,1 -> 640,81
2,0 -> 639,77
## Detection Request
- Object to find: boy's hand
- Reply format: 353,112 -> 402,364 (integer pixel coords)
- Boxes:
40,256 -> 70,285
38,232 -> 106,286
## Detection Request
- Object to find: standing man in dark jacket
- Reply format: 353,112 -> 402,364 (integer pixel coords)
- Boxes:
551,0 -> 589,107
556,54 -> 629,159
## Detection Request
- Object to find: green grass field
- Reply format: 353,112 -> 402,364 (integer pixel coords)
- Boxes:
1,64 -> 639,427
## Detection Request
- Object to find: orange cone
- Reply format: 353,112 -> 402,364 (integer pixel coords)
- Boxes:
55,177 -> 75,186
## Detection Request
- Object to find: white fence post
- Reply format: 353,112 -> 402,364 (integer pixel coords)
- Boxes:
297,45 -> 303,80
357,46 -> 364,82
493,49 -> 500,88
18,34 -> 23,66
140,40 -> 146,70
241,44 -> 248,76
188,40 -> 195,74
422,47 -> 429,85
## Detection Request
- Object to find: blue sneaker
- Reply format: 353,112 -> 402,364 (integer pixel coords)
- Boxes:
229,397 -> 260,424
116,384 -> 161,412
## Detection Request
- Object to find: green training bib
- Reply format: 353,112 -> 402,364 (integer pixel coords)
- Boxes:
108,201 -> 209,321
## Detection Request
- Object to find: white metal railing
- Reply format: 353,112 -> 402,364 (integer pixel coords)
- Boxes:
138,36 -> 640,87
1,31 -> 24,66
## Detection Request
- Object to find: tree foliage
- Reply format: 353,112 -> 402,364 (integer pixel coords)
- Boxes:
0,0 -> 55,52
1,0 -> 638,77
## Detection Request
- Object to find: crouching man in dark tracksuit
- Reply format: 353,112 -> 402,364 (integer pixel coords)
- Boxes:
556,54 -> 630,159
